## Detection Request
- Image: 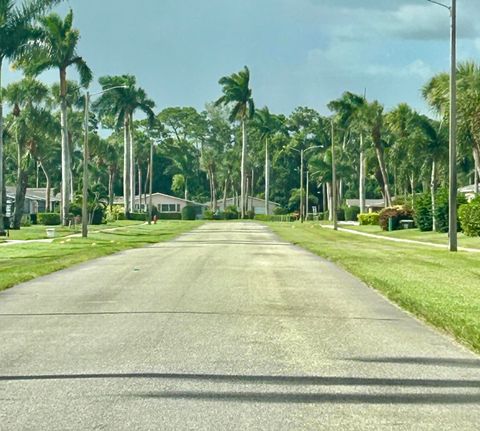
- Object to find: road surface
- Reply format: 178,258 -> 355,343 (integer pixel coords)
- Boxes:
1,222 -> 479,430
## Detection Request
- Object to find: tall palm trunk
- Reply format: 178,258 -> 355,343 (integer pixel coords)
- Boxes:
13,123 -> 26,229
326,182 -> 332,221
129,114 -> 135,213
123,116 -> 131,217
265,137 -> 270,215
223,177 -> 229,211
431,160 -> 437,231
359,134 -> 365,214
59,68 -> 71,226
108,167 -> 114,211
0,59 -> 5,235
184,178 -> 188,201
373,141 -> 391,206
138,165 -> 142,211
240,119 -> 247,218
473,145 -> 480,194
39,161 -> 52,212
211,169 -> 217,210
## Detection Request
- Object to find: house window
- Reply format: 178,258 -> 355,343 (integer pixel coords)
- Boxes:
160,204 -> 178,213
177,204 -> 181,212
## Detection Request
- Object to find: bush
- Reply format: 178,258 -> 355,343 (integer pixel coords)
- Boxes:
273,207 -> 289,215
378,206 -> 414,231
344,205 -> 360,222
20,215 -> 31,227
129,212 -> 147,221
336,208 -> 345,222
91,207 -> 105,225
434,188 -> 467,233
38,213 -> 61,225
182,205 -> 197,220
358,212 -> 380,226
223,205 -> 239,220
69,202 -> 82,217
105,205 -> 125,222
459,197 -> 480,237
245,209 -> 255,220
414,193 -> 433,232
203,209 -> 214,220
157,213 -> 182,220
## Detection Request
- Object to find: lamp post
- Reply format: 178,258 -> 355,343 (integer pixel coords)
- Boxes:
427,0 -> 457,251
82,85 -> 128,238
286,143 -> 322,223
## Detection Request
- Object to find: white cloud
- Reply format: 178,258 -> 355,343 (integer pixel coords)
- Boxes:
365,60 -> 434,80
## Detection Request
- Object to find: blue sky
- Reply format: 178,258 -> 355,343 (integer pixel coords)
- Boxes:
4,0 -> 480,116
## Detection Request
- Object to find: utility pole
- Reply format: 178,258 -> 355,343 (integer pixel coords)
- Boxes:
331,121 -> 338,231
82,92 -> 89,238
300,149 -> 304,223
148,140 -> 153,225
449,0 -> 457,251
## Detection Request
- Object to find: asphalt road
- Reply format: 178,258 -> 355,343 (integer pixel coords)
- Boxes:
1,222 -> 479,430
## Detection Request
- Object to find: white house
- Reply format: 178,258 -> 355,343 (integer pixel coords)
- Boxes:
6,186 -> 60,217
459,184 -> 479,202
218,196 -> 280,215
115,193 -> 207,214
345,199 -> 385,212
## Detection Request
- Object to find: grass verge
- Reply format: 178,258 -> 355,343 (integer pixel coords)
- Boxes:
267,221 -> 480,354
0,221 -> 202,293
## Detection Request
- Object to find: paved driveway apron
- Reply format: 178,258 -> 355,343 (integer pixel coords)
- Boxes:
0,222 -> 479,430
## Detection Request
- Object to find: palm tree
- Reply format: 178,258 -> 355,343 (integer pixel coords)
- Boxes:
14,9 -> 92,225
254,107 -> 283,215
327,92 -> 367,212
5,77 -> 49,228
93,75 -> 155,217
215,66 -> 254,218
0,0 -> 59,234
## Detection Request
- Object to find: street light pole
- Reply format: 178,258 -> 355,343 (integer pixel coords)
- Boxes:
148,140 -> 154,225
449,0 -> 457,252
306,170 -> 309,221
82,91 -> 89,238
427,0 -> 457,251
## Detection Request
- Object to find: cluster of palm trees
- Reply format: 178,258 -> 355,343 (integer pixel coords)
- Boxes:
2,1 -> 480,234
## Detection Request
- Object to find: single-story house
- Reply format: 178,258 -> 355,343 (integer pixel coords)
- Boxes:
458,184 -> 479,201
218,196 -> 281,215
115,193 -> 208,214
345,199 -> 385,213
6,186 -> 60,217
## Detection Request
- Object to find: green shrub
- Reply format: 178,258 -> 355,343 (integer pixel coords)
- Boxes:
434,188 -> 467,233
157,213 -> 181,220
245,209 -> 255,220
414,193 -> 433,231
203,209 -> 214,220
38,213 -> 61,225
182,205 -> 197,220
105,205 -> 124,222
224,205 -> 239,220
273,207 -> 289,215
69,202 -> 82,217
20,215 -> 31,227
129,212 -> 147,221
459,197 -> 480,236
254,214 -> 295,222
378,206 -> 414,231
344,205 -> 360,222
91,207 -> 105,225
358,212 -> 379,226
336,209 -> 345,222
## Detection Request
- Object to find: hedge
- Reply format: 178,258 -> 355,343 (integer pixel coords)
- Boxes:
358,213 -> 379,226
38,213 -> 61,225
344,205 -> 360,222
459,198 -> 480,236
414,192 -> 433,231
434,188 -> 467,233
157,212 -> 182,220
182,205 -> 197,220
254,214 -> 295,222
378,206 -> 414,231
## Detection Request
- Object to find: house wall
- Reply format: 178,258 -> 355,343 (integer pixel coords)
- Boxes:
218,198 -> 279,215
133,195 -> 194,213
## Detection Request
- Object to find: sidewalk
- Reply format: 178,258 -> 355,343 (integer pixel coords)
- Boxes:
321,223 -> 480,253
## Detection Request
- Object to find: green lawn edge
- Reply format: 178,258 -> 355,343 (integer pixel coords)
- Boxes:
265,221 -> 480,355
0,221 -> 203,293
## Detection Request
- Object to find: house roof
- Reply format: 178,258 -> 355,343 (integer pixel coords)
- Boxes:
346,199 -> 385,208
223,196 -> 280,207
6,187 -> 60,202
114,192 -> 207,206
459,184 -> 479,193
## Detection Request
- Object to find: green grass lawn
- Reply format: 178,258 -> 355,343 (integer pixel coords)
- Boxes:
321,222 -> 480,250
1,220 -> 142,241
0,221 -> 202,293
267,221 -> 480,354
